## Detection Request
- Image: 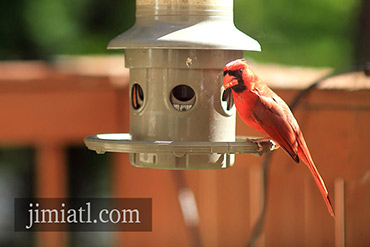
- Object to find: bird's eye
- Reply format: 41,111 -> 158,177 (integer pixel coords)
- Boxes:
239,69 -> 243,73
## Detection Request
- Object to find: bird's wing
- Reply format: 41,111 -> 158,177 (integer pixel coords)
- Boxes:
251,93 -> 300,163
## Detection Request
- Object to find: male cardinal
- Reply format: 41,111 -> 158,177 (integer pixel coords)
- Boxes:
223,59 -> 334,217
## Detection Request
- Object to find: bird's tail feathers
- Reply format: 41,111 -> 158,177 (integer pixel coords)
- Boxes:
298,140 -> 335,217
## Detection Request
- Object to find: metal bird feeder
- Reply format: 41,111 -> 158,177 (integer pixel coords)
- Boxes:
84,0 -> 276,169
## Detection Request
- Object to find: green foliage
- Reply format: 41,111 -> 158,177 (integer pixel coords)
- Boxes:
235,0 -> 359,67
0,0 -> 135,60
0,0 -> 360,67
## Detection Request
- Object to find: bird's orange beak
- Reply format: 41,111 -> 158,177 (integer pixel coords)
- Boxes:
223,73 -> 238,89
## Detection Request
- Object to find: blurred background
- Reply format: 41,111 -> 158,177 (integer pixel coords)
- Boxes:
1,0 -> 369,65
0,0 -> 369,246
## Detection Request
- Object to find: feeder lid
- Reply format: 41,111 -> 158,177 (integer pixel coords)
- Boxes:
107,17 -> 261,51
84,133 -> 277,155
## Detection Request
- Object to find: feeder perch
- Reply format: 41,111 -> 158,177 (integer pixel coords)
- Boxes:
84,0 -> 276,169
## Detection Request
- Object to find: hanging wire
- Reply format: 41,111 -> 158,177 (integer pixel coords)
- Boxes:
246,63 -> 370,247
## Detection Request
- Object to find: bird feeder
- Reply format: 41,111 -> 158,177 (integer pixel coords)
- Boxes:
84,0 -> 276,169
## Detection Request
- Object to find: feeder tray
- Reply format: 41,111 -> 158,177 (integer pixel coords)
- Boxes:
84,134 -> 277,169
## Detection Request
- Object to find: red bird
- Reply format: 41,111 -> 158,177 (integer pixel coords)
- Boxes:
223,59 -> 334,217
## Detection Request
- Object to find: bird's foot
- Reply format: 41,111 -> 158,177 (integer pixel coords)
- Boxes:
246,137 -> 272,152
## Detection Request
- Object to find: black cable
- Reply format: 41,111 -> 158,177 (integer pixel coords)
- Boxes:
246,63 -> 369,247
290,64 -> 367,110
246,151 -> 272,247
